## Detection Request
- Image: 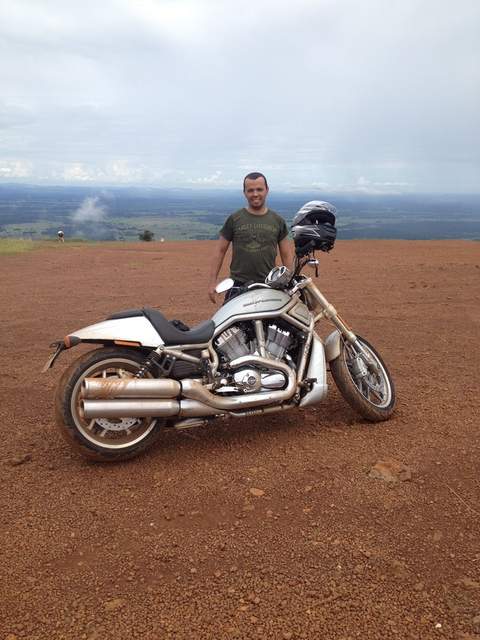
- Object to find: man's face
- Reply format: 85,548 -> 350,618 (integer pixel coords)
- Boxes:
244,177 -> 268,211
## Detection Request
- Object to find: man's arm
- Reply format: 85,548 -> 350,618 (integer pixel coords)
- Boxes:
208,235 -> 231,303
278,237 -> 295,271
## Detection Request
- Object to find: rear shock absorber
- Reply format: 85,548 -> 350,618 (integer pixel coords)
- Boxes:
136,347 -> 176,378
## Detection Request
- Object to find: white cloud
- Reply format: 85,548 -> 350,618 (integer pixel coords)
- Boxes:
188,171 -> 224,185
0,159 -> 32,178
0,0 -> 479,192
63,164 -> 96,182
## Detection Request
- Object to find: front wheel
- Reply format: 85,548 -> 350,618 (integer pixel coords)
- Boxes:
55,347 -> 165,462
330,335 -> 396,422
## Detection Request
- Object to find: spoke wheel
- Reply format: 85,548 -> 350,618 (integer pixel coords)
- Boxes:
330,335 -> 396,422
55,347 -> 165,461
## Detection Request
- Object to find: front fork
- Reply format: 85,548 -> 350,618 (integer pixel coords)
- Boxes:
305,280 -> 380,373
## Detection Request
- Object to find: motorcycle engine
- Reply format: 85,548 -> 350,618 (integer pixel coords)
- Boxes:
215,325 -> 251,361
215,322 -> 293,362
214,322 -> 294,394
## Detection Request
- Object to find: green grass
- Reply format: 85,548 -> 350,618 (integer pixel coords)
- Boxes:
0,238 -> 96,255
0,238 -> 41,255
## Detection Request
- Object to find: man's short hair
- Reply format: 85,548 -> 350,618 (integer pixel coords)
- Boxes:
243,172 -> 268,191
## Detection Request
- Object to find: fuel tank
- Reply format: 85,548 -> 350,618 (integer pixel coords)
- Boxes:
212,289 -> 294,332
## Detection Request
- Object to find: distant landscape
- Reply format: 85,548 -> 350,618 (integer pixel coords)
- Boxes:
1,183 -> 479,241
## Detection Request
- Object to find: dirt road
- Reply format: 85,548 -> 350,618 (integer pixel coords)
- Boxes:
1,240 -> 479,639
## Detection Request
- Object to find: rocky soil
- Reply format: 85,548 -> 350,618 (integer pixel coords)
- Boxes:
1,240 -> 479,640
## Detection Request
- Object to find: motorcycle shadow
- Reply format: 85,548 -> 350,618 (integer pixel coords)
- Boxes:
146,393 -> 368,460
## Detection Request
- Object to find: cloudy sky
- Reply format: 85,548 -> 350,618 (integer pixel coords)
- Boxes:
0,0 -> 479,192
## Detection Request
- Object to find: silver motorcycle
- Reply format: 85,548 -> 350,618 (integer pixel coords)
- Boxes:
44,252 -> 396,462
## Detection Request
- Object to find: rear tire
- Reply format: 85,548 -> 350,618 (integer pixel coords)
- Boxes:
55,347 -> 165,462
330,336 -> 396,422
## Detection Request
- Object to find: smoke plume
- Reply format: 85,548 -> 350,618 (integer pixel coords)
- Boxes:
72,196 -> 106,222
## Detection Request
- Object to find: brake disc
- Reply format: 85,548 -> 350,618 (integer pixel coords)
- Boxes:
95,417 -> 139,432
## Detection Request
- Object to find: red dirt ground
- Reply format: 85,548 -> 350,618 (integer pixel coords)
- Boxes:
0,240 -> 479,640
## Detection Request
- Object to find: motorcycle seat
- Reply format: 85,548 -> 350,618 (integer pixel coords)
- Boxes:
107,307 -> 215,345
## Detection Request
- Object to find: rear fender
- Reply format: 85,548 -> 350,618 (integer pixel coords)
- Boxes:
42,316 -> 163,371
72,316 -> 163,347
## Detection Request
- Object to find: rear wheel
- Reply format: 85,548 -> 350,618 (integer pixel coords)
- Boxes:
330,336 -> 395,422
55,347 -> 165,461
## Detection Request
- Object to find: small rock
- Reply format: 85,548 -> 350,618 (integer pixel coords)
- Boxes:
391,560 -> 409,577
457,577 -> 480,590
432,530 -> 443,542
8,453 -> 32,467
249,488 -> 265,497
414,581 -> 425,592
304,485 -> 313,493
104,598 -> 126,612
283,633 -> 293,640
214,570 -> 222,578
369,458 -> 412,483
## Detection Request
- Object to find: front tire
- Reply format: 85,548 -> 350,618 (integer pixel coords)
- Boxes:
55,347 -> 164,462
330,336 -> 396,422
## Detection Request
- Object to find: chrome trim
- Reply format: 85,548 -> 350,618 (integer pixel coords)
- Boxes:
181,356 -> 296,411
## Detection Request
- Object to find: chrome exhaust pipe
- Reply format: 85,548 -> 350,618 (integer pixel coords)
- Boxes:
181,356 -> 296,411
81,399 -> 221,420
81,378 -> 180,399
82,399 -> 180,419
81,356 -> 296,418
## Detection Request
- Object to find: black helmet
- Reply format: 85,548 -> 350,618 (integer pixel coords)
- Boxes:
291,200 -> 337,256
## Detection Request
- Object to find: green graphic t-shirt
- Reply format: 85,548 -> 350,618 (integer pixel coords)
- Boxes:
220,208 -> 288,283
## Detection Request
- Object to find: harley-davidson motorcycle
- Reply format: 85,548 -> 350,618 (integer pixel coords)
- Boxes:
44,201 -> 395,462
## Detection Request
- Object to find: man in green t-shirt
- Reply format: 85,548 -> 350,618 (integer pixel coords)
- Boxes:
208,172 -> 294,303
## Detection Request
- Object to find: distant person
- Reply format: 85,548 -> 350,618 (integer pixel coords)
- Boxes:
57,230 -> 65,243
208,172 -> 294,303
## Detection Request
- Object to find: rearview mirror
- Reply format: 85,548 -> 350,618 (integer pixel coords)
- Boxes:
215,278 -> 234,294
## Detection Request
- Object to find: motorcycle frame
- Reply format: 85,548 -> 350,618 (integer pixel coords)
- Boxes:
130,277 -> 350,401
